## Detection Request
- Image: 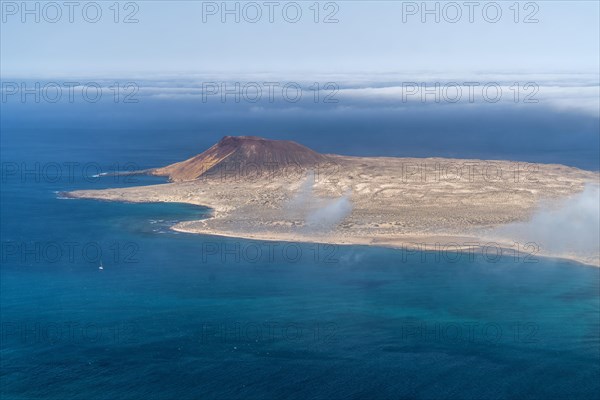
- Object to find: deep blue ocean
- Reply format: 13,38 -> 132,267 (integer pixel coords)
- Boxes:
1,99 -> 599,399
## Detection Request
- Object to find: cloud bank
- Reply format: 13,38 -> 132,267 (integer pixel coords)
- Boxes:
287,175 -> 352,233
492,185 -> 600,257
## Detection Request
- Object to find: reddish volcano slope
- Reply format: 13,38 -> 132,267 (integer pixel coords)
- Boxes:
152,136 -> 332,181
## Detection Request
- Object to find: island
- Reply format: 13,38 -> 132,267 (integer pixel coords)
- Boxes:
65,136 -> 600,266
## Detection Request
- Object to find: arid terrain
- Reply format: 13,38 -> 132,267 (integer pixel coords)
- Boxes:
66,136 -> 600,266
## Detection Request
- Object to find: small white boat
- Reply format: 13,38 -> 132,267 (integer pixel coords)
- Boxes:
99,261 -> 104,270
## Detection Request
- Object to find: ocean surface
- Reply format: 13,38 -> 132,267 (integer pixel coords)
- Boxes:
1,104 -> 599,399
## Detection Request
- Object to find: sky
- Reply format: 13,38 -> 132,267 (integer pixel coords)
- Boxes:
1,1 -> 599,77
1,1 -> 599,170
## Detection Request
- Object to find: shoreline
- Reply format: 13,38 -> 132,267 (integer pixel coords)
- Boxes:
60,192 -> 598,267
169,216 -> 599,268
62,153 -> 600,268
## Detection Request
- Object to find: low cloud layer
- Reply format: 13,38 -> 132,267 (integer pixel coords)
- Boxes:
305,194 -> 352,231
492,185 -> 600,256
287,175 -> 352,233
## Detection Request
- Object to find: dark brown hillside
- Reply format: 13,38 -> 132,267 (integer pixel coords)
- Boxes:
152,136 -> 332,181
